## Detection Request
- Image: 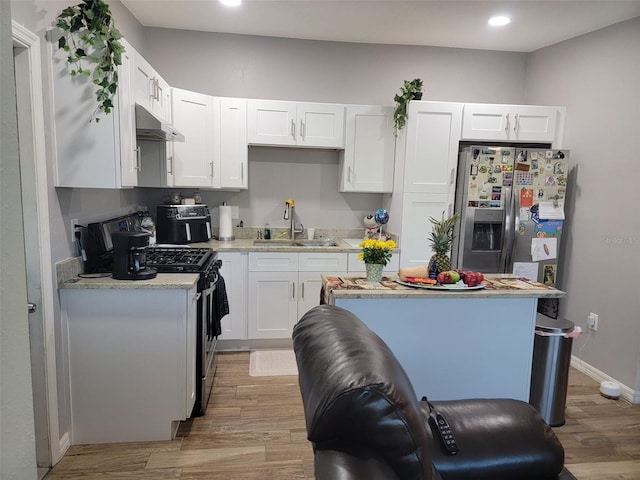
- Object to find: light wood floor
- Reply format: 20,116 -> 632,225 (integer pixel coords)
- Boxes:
45,352 -> 640,480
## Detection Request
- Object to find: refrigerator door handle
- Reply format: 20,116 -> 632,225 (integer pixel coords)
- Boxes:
499,187 -> 512,272
506,189 -> 521,272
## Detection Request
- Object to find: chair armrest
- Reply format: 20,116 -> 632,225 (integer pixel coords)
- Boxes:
422,399 -> 564,480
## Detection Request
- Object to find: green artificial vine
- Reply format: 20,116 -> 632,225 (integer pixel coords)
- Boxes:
56,0 -> 125,122
393,78 -> 424,135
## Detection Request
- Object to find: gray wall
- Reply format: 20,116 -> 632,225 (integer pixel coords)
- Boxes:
143,28 -> 527,106
1,1 -> 38,478
525,17 -> 640,391
140,27 -> 529,231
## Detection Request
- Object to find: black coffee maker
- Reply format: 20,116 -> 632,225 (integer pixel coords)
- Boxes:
111,231 -> 157,280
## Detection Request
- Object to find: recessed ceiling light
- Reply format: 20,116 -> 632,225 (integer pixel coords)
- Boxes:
219,0 -> 241,6
488,16 -> 511,27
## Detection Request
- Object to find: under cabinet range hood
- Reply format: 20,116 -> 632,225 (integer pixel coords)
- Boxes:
135,103 -> 185,142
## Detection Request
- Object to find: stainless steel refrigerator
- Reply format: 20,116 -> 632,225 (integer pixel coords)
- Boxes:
452,145 -> 569,317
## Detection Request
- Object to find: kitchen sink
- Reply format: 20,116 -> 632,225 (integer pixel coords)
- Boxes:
253,239 -> 338,247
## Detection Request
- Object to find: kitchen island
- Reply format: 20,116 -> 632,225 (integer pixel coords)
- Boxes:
322,274 -> 566,402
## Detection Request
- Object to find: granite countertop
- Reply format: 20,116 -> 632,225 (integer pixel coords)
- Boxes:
59,273 -> 199,290
322,274 -> 566,300
56,232 -> 377,290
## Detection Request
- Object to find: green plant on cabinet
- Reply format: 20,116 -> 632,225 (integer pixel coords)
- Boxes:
55,0 -> 125,122
393,78 -> 423,135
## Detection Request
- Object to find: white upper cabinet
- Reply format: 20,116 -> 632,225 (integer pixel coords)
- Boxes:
247,100 -> 345,148
172,88 -> 218,188
217,97 -> 248,190
133,50 -> 171,122
462,104 -> 559,143
170,90 -> 247,189
403,101 -> 464,195
339,105 -> 395,193
51,38 -> 138,188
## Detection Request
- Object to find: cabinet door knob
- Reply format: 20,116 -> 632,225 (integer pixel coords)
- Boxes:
291,119 -> 296,139
514,113 -> 519,134
504,113 -> 510,134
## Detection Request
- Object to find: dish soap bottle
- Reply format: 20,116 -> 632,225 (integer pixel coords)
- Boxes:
264,223 -> 271,240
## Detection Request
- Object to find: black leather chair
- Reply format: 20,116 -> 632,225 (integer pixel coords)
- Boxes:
292,304 -> 567,480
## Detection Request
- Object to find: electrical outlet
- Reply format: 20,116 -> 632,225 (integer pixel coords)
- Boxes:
70,218 -> 79,245
587,312 -> 599,331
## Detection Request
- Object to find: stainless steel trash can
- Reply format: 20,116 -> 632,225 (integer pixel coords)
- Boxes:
529,315 -> 576,427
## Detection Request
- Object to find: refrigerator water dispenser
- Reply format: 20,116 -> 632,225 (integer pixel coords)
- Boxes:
471,210 -> 503,251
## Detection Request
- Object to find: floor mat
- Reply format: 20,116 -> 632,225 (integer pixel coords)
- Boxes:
249,349 -> 298,377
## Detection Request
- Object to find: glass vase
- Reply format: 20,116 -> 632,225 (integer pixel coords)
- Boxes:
365,263 -> 384,283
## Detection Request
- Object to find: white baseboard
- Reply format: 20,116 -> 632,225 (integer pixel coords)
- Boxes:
571,356 -> 640,404
57,432 -> 70,462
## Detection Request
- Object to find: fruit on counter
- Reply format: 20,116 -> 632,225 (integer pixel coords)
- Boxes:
436,270 -> 462,284
427,213 -> 460,274
398,265 -> 429,281
405,276 -> 437,284
460,270 -> 484,287
437,271 -> 451,284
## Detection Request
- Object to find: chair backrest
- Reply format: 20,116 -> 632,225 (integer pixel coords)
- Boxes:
292,304 -> 432,480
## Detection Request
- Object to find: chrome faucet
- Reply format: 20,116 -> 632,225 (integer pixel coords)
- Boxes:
284,198 -> 304,240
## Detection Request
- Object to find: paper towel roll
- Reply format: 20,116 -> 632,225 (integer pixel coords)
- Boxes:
218,205 -> 235,241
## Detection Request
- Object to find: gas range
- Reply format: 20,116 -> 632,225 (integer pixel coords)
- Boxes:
145,246 -> 215,273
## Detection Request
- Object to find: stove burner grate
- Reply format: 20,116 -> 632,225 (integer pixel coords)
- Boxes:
145,247 -> 214,272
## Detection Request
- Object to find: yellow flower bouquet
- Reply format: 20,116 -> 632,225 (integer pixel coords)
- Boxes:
358,238 -> 397,266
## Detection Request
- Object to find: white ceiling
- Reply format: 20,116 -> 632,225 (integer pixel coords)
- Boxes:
120,0 -> 640,53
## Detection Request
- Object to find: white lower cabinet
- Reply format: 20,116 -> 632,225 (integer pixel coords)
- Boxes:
60,284 -> 198,444
217,252 -> 248,340
247,252 -> 347,339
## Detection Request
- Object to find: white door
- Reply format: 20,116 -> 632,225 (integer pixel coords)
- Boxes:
404,102 -> 463,194
400,193 -> 452,267
133,50 -> 154,111
172,88 -> 218,187
511,106 -> 557,143
217,252 -> 248,340
247,99 -> 297,145
296,103 -> 345,148
340,105 -> 395,193
13,21 -> 61,473
218,97 -> 248,189
461,104 -> 510,141
247,271 -> 298,339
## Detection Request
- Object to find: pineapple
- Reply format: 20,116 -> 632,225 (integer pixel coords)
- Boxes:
427,212 -> 460,274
